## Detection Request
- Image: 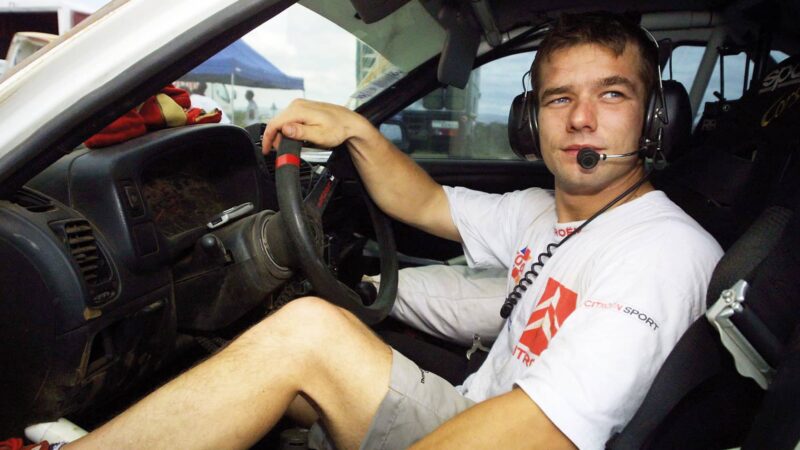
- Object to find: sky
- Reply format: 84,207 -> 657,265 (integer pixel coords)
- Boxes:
241,5 -> 357,106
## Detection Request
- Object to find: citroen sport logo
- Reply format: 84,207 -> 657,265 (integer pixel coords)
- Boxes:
512,277 -> 578,367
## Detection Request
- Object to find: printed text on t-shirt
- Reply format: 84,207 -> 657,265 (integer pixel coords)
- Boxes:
583,300 -> 660,330
554,226 -> 578,238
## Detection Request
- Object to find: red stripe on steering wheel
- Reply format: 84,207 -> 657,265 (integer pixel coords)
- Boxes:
276,154 -> 301,168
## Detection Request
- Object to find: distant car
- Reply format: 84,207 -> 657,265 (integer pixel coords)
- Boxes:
0,0 -> 798,448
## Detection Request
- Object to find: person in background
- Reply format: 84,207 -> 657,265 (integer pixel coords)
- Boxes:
245,89 -> 260,126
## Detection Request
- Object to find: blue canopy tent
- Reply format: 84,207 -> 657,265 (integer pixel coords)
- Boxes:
184,39 -> 304,91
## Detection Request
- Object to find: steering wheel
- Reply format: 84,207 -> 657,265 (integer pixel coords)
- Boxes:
274,137 -> 398,324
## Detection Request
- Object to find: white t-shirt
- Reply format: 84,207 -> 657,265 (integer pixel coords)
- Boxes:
444,186 -> 723,450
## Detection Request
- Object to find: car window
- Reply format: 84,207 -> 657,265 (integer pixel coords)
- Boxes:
175,3 -> 438,127
770,50 -> 790,64
394,51 -> 535,160
664,45 -> 754,123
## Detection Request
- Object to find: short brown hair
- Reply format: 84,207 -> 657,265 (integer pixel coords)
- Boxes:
531,12 -> 658,104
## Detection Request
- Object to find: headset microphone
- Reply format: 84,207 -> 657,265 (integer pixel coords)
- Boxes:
577,148 -> 641,170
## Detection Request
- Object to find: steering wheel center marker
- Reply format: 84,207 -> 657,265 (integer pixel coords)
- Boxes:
276,154 -> 301,168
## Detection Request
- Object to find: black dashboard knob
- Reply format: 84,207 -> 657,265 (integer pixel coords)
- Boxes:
200,234 -> 228,264
355,281 -> 378,306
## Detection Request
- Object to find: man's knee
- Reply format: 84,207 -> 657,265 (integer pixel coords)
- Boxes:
277,296 -> 354,330
245,297 -> 359,352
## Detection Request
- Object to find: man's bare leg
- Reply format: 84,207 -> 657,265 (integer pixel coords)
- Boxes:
65,297 -> 392,450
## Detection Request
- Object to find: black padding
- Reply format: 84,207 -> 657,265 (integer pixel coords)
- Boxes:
507,92 -> 537,160
743,331 -> 800,450
658,80 -> 692,163
607,318 -> 764,450
654,137 -> 786,249
705,205 -> 792,303
659,55 -> 800,249
733,202 -> 800,349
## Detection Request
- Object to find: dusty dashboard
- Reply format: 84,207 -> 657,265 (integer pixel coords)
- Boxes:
30,124 -> 273,272
141,144 -> 248,238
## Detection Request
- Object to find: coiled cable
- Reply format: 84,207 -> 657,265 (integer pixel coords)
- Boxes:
500,173 -> 651,318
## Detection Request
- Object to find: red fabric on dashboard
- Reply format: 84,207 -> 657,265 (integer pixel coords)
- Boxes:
85,85 -> 222,149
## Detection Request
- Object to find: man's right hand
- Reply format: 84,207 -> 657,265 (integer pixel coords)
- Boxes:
262,98 -> 461,243
261,98 -> 373,154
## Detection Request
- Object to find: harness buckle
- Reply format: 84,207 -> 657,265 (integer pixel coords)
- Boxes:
466,334 -> 490,361
706,279 -> 776,389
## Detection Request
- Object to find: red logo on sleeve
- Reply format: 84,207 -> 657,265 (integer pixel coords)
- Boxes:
511,246 -> 533,283
513,277 -> 577,366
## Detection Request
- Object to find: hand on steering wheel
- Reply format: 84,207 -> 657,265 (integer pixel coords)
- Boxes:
262,99 -> 369,154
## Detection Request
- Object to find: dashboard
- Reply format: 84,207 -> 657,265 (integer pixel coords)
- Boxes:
140,142 -> 252,237
2,124 -> 278,433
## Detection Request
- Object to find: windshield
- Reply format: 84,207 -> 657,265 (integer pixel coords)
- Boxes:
174,1 -> 445,125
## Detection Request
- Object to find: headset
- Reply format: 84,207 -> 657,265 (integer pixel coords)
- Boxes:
507,23 -> 671,170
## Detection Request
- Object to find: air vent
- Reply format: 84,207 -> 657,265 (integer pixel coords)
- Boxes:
52,220 -> 117,306
13,188 -> 55,213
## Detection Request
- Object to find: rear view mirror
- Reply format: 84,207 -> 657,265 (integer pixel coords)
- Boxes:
423,89 -> 445,110
422,86 -> 468,111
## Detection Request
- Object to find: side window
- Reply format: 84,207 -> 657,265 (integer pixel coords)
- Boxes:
771,50 -> 790,63
665,45 -> 754,123
177,4 -> 401,127
394,51 -> 535,160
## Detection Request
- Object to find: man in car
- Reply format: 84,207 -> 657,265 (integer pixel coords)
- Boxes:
65,12 -> 721,450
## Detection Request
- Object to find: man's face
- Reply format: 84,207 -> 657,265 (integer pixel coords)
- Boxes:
536,43 -> 647,195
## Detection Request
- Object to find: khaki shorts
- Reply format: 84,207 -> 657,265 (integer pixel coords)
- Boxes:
308,348 -> 476,449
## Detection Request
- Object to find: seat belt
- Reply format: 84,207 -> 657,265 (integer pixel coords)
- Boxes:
706,280 -> 782,388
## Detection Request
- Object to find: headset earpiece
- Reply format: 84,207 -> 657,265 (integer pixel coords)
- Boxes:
528,92 -> 540,158
638,26 -> 669,164
508,71 -> 540,160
